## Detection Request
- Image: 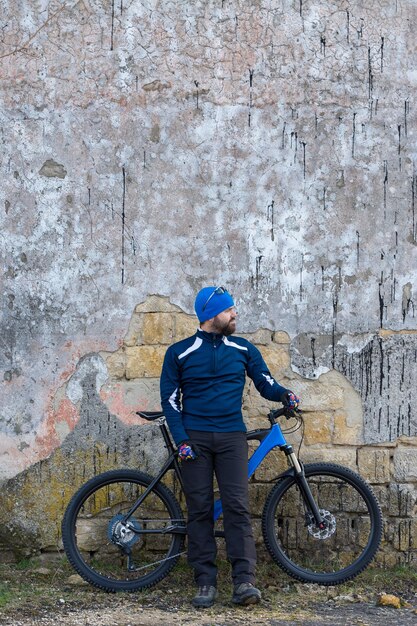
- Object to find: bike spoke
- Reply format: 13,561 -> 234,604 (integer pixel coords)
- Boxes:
262,463 -> 382,585
278,478 -> 368,570
62,471 -> 185,590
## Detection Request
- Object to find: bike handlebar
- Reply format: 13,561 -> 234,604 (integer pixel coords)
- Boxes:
268,406 -> 302,424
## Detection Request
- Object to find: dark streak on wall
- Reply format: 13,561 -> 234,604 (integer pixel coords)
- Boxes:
292,333 -> 417,443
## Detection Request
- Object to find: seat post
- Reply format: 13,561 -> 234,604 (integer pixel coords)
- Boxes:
158,420 -> 186,491
160,421 -> 176,453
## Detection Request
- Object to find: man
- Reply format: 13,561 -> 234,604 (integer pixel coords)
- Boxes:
160,286 -> 299,608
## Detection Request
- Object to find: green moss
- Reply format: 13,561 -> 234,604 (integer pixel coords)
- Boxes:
15,558 -> 35,571
0,584 -> 12,608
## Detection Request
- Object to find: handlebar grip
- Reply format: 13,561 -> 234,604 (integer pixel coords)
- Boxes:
269,406 -> 302,421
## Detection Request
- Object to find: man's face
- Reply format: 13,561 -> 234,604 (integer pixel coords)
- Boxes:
211,306 -> 237,336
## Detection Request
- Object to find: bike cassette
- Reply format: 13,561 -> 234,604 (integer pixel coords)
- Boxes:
108,514 -> 142,548
307,509 -> 336,539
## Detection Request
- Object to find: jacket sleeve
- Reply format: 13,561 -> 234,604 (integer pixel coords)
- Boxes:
160,346 -> 189,445
245,342 -> 289,402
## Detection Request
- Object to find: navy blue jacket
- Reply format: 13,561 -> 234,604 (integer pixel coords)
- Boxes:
160,328 -> 289,445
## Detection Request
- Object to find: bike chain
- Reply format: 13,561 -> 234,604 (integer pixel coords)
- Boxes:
128,549 -> 187,572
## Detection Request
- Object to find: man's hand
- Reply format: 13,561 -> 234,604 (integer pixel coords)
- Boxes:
178,441 -> 199,461
281,391 -> 300,409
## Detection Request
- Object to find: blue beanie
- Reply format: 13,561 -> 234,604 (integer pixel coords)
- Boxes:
194,286 -> 235,323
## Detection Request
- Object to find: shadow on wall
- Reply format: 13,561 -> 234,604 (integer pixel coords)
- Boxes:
0,296 -> 415,567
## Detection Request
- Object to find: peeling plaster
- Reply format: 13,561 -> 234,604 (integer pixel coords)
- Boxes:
1,0 -> 417,481
66,355 -> 109,405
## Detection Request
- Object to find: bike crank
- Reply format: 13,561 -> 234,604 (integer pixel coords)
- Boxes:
108,514 -> 143,549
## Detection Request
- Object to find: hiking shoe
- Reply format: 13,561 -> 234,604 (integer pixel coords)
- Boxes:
191,585 -> 218,608
232,582 -> 261,605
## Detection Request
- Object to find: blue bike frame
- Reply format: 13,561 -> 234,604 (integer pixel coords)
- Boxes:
213,422 -> 288,520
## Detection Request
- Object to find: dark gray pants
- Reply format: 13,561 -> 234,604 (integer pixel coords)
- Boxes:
180,430 -> 256,587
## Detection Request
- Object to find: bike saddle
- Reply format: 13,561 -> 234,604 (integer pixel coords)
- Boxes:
136,410 -> 165,421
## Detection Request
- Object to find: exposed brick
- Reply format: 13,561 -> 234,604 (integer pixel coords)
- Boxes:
252,448 -> 289,481
175,313 -> 198,340
393,448 -> 417,482
258,344 -> 291,376
272,331 -> 291,345
241,329 -> 274,345
142,313 -> 175,345
123,313 -> 143,347
301,448 -> 358,471
357,447 -> 391,483
303,411 -> 332,445
386,483 -> 417,517
125,345 -> 167,378
333,410 -> 363,445
104,349 -> 126,379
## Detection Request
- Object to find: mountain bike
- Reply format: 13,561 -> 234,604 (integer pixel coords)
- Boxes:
61,407 -> 383,592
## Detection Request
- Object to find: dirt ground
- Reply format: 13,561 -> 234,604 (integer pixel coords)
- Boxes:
1,593 -> 417,626
0,560 -> 416,626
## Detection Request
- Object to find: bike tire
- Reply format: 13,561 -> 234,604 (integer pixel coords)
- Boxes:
62,469 -> 185,592
262,463 -> 382,585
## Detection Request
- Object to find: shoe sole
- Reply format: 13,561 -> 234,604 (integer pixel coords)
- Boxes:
192,601 -> 215,608
192,593 -> 218,608
232,592 -> 261,605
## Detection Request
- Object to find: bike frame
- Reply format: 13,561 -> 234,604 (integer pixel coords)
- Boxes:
123,413 -> 325,533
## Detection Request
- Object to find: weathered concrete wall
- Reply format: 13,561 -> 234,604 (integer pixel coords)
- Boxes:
1,1 -> 416,561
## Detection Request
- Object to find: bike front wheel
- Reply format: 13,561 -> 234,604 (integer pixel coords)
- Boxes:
262,463 -> 383,585
62,469 -> 186,592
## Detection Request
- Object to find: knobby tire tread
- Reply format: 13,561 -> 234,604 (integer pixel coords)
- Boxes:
62,469 -> 185,592
261,463 -> 383,586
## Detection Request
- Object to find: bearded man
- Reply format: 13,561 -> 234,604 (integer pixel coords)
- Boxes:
160,286 -> 299,608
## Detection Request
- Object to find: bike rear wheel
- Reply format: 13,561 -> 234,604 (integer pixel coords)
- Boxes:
262,463 -> 382,585
62,469 -> 185,592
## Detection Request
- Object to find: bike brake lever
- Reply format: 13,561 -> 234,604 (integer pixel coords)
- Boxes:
268,407 -> 302,422
284,407 -> 302,419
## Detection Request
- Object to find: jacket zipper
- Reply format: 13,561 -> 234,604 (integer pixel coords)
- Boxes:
212,337 -> 219,373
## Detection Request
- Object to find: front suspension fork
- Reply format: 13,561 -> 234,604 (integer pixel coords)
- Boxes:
282,445 -> 326,529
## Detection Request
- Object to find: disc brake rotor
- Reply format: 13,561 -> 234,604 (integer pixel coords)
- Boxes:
307,509 -> 337,539
108,514 -> 142,548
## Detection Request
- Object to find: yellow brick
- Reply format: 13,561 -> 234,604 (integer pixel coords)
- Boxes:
303,411 -> 332,445
333,410 -> 362,445
357,448 -> 391,483
241,329 -> 273,345
258,344 -> 291,376
377,551 -> 398,568
123,313 -> 143,346
175,312 -> 197,340
125,345 -> 167,378
105,350 -> 126,379
379,328 -> 417,338
272,331 -> 291,344
397,520 -> 411,552
253,448 -> 288,481
301,447 -> 358,470
293,380 -> 344,411
248,483 -> 272,515
410,519 -> 417,548
142,313 -> 175,345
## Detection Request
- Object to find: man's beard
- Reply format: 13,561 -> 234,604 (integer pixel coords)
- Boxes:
212,318 -> 236,336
